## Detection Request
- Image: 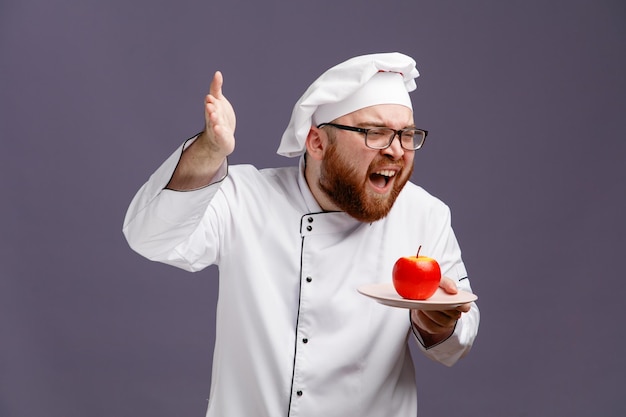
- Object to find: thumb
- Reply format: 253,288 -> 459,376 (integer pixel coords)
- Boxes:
209,71 -> 224,98
439,276 -> 458,295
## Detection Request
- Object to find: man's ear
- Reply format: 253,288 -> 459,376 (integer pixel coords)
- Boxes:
304,126 -> 325,161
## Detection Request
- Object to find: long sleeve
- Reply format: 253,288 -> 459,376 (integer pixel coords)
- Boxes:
122,141 -> 227,272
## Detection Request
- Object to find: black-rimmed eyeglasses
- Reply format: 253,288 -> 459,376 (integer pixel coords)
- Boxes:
317,123 -> 428,150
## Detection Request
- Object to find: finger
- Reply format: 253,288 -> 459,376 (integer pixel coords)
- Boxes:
434,309 -> 462,323
204,102 -> 216,129
455,302 -> 472,313
419,310 -> 458,330
439,276 -> 458,295
415,313 -> 450,334
209,71 -> 224,99
204,98 -> 222,127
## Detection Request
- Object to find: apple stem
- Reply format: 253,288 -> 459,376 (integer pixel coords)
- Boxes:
416,245 -> 422,257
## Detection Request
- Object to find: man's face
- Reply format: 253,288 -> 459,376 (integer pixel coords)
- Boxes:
318,104 -> 415,222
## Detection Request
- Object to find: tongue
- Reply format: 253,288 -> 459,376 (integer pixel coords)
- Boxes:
370,173 -> 387,188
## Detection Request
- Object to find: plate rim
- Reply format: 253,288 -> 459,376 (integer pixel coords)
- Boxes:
357,282 -> 477,310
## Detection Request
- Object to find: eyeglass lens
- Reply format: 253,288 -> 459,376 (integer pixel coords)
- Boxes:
366,128 -> 425,150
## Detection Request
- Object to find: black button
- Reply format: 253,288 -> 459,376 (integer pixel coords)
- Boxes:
306,276 -> 312,283
308,217 -> 314,223
297,390 -> 303,396
302,338 -> 308,343
306,225 -> 312,231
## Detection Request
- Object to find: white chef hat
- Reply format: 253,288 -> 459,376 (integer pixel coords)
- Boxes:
277,52 -> 419,157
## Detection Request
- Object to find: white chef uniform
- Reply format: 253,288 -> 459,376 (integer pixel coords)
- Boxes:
122,138 -> 479,417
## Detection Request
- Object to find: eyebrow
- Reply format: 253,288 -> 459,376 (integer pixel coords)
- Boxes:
353,121 -> 417,129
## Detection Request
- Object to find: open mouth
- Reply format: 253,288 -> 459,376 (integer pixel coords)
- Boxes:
369,169 -> 397,190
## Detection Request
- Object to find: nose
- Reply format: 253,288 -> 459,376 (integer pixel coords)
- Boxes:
381,133 -> 405,160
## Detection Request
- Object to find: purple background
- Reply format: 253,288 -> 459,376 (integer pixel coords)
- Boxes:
2,1 -> 625,416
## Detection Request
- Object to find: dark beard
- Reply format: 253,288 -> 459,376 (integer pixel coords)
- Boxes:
318,142 -> 412,222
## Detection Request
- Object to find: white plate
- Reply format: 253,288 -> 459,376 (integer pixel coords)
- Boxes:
357,283 -> 478,310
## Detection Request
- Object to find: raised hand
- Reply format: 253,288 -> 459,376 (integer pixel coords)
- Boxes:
200,71 -> 236,160
166,71 -> 236,190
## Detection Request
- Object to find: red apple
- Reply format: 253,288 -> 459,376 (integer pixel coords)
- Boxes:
392,246 -> 441,300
